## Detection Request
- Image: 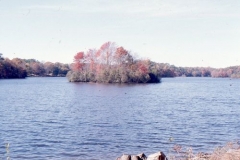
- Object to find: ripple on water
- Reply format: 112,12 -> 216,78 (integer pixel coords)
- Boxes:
0,77 -> 240,159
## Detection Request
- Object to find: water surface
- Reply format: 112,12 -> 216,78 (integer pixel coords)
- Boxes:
0,77 -> 240,159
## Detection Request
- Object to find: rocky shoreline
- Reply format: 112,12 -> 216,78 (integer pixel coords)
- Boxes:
116,142 -> 240,160
116,151 -> 166,160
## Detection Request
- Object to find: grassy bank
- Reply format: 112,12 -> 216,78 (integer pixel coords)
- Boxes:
168,142 -> 240,160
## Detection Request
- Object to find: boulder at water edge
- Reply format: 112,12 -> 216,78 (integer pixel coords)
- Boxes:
137,153 -> 147,160
147,151 -> 167,160
116,154 -> 131,160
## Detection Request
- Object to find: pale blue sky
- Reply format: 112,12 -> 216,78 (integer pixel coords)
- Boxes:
0,0 -> 240,68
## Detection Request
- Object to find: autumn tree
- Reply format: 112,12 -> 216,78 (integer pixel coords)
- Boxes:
115,46 -> 128,65
73,52 -> 85,71
85,49 -> 97,72
98,42 -> 116,65
0,57 -> 27,78
0,55 -> 70,78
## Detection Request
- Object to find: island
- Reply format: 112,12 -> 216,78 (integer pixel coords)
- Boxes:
66,42 -> 161,83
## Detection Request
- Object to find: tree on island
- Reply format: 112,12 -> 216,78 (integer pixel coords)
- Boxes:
67,42 -> 161,83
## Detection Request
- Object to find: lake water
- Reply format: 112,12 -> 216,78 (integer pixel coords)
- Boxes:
0,77 -> 240,160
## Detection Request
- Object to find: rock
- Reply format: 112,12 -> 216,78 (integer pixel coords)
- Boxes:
147,152 -> 167,160
116,154 -> 131,160
137,153 -> 147,160
131,155 -> 142,160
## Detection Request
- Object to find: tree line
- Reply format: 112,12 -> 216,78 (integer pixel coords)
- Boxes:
155,63 -> 240,78
1,44 -> 240,80
0,53 -> 70,79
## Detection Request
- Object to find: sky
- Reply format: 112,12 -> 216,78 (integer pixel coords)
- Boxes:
0,0 -> 240,68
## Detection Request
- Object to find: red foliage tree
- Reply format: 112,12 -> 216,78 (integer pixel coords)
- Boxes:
85,49 -> 97,72
115,46 -> 128,65
98,42 -> 116,65
137,60 -> 149,74
73,52 -> 85,71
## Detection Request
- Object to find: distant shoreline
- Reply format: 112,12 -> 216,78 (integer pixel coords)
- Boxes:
1,55 -> 240,80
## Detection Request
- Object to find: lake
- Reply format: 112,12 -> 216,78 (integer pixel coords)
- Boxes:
0,77 -> 240,159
